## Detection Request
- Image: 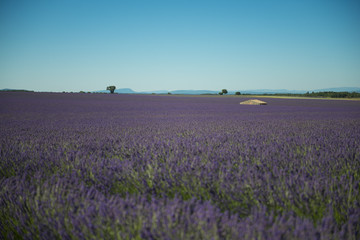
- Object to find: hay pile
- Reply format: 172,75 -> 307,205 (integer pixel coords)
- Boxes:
240,99 -> 267,105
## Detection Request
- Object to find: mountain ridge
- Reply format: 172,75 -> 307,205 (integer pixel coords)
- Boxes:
2,87 -> 360,94
102,87 -> 360,94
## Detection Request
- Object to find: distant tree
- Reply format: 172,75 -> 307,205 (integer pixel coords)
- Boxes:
235,91 -> 241,95
218,92 -> 223,95
107,86 -> 116,94
222,89 -> 228,95
168,92 -> 172,95
79,91 -> 85,93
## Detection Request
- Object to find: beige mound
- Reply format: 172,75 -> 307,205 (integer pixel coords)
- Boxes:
240,99 -> 267,105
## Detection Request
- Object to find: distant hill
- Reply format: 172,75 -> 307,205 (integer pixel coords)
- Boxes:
0,88 -> 34,92
139,89 -> 307,95
313,87 -> 360,93
93,88 -> 137,94
114,88 -> 137,94
143,88 -> 360,95
240,89 -> 307,94
238,88 -> 360,94
3,87 -> 359,94
140,90 -> 169,94
167,90 -> 220,95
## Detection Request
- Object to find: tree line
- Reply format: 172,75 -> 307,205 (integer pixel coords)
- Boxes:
259,91 -> 360,98
104,86 -> 360,98
217,89 -> 360,98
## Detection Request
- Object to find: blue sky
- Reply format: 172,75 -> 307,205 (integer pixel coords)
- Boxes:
0,0 -> 359,92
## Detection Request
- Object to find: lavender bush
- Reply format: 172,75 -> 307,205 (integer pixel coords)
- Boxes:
0,92 -> 359,239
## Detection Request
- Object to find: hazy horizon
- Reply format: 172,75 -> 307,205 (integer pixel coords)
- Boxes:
1,0 -> 359,92
2,86 -> 360,94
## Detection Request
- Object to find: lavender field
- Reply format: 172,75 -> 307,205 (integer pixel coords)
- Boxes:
0,92 -> 359,239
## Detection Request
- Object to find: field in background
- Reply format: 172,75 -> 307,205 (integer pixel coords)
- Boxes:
1,92 -> 359,239
160,93 -> 360,101
246,95 -> 360,100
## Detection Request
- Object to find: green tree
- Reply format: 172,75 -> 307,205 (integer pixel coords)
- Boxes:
107,86 -> 116,94
218,92 -> 223,95
222,89 -> 228,95
235,91 -> 241,95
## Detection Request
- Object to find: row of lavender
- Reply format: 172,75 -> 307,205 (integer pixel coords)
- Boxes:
1,92 -> 359,239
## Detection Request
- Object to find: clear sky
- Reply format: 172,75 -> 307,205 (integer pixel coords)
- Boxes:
0,0 -> 359,92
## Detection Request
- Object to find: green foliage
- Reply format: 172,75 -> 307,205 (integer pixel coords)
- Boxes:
305,91 -> 360,98
222,89 -> 228,94
106,86 -> 116,94
235,92 -> 241,95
